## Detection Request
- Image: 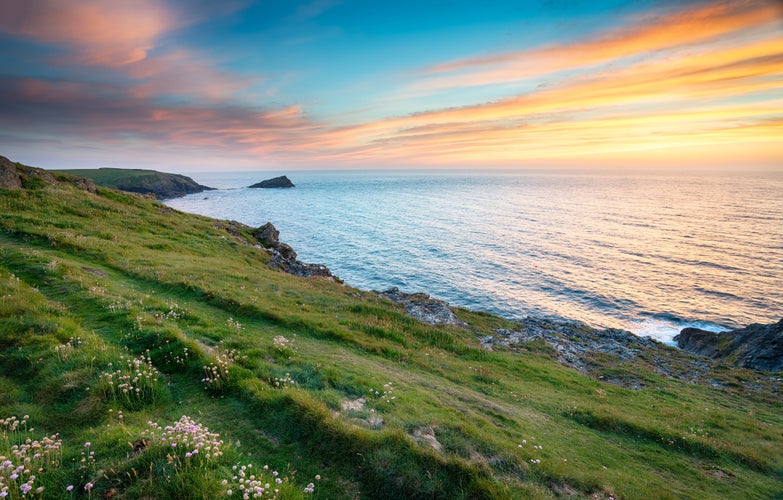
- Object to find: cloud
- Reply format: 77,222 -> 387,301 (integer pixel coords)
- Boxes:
0,76 -> 318,161
0,0 -> 780,169
408,0 -> 783,96
0,0 -> 176,66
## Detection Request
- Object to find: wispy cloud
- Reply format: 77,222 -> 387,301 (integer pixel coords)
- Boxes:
409,0 -> 782,96
299,0 -> 783,166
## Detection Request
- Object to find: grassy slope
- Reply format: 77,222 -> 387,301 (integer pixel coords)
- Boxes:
0,173 -> 781,499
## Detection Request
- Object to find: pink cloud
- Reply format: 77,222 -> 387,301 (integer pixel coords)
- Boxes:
0,0 -> 175,66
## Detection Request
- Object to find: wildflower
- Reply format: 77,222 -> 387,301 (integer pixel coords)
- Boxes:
66,485 -> 74,491
84,482 -> 93,491
19,483 -> 32,494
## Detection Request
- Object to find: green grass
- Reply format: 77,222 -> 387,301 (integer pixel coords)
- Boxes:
0,170 -> 781,499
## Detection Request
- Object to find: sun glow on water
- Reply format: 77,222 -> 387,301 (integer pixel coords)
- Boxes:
167,169 -> 783,338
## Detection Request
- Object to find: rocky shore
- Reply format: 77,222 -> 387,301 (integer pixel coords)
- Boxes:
675,319 -> 783,372
376,283 -> 781,393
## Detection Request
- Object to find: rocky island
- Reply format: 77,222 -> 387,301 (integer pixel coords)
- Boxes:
248,175 -> 295,188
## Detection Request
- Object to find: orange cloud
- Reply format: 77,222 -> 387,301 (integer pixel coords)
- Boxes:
409,0 -> 783,97
294,0 -> 783,167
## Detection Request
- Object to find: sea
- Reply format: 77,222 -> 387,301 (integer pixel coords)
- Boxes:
165,169 -> 783,344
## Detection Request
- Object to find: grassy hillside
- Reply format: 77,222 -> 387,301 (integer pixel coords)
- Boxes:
0,165 -> 781,499
50,168 -> 212,199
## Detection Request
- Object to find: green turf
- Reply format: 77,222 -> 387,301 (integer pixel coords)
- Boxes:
0,167 -> 781,499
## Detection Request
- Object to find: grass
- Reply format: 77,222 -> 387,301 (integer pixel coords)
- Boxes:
0,166 -> 781,498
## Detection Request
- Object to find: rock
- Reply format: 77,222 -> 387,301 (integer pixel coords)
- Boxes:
249,175 -> 295,188
252,222 -> 333,279
253,222 -> 281,247
674,318 -> 783,372
0,155 -> 22,189
378,287 -> 467,327
485,317 -> 657,374
1,155 -> 96,193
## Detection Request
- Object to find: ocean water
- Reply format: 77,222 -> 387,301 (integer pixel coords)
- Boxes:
166,169 -> 783,343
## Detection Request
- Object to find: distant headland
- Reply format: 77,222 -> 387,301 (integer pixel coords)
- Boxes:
50,166 -> 214,199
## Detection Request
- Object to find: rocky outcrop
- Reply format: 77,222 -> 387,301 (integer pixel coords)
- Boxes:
252,222 -> 333,279
249,175 -> 295,188
378,288 -> 467,327
0,155 -> 96,193
0,155 -> 23,189
674,318 -> 783,372
483,317 -> 658,373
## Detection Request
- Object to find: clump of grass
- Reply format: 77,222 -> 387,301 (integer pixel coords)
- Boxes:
0,415 -> 63,498
98,351 -> 163,410
145,416 -> 225,466
271,373 -> 297,390
369,382 -> 396,404
222,463 -> 320,498
53,337 -> 82,362
202,346 -> 247,393
272,335 -> 299,361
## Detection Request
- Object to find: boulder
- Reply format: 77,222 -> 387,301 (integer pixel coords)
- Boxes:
252,222 -> 332,279
1,155 -> 97,193
249,175 -> 295,188
0,155 -> 22,189
379,287 -> 467,327
254,222 -> 280,247
674,318 -> 783,372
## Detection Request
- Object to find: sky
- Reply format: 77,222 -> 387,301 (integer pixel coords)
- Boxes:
0,0 -> 781,172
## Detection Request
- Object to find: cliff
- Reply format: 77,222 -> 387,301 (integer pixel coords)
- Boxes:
674,318 -> 783,371
51,167 -> 214,199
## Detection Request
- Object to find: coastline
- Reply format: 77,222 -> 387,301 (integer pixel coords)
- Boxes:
164,169 -> 783,344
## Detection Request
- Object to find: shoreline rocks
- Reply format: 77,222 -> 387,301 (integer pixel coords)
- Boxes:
482,316 -> 658,374
252,222 -> 333,279
249,175 -> 295,188
378,287 -> 467,327
674,318 -> 783,372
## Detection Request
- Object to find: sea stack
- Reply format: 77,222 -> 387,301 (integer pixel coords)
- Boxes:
249,175 -> 295,188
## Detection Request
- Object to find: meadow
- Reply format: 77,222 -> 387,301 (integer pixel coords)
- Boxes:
0,166 -> 781,499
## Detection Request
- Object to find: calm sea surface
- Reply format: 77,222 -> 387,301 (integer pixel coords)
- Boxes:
166,170 -> 783,343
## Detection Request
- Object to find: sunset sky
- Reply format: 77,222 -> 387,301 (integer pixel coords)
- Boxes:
1,0 -> 781,171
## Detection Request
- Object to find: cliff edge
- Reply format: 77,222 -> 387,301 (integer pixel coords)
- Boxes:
674,318 -> 783,371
